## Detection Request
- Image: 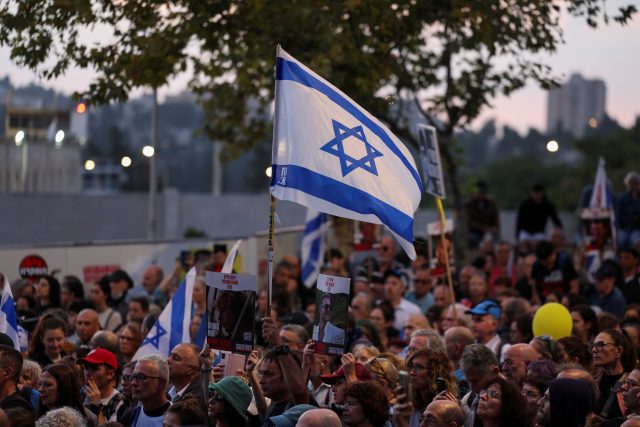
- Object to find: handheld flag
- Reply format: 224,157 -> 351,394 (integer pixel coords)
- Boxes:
301,209 -> 329,288
270,47 -> 423,260
133,267 -> 196,359
0,277 -> 20,350
589,157 -> 614,209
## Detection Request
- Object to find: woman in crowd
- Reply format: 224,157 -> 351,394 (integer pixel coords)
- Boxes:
530,336 -> 564,363
165,397 -> 207,427
35,275 -> 62,314
342,382 -> 390,427
510,313 -> 534,344
369,302 -> 398,351
37,364 -> 91,421
60,275 -> 85,310
571,304 -> 599,345
521,375 -> 549,421
468,273 -> 490,307
476,375 -> 530,427
591,329 -> 637,421
558,336 -> 592,368
207,376 -> 252,427
407,348 -> 457,426
117,323 -> 142,365
118,361 -> 137,421
364,357 -> 399,406
28,316 -> 68,367
353,343 -> 380,364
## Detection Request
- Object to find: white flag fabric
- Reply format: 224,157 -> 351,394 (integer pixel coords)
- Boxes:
133,267 -> 196,360
0,277 -> 20,350
301,209 -> 328,288
270,47 -> 423,260
589,157 -> 614,209
222,239 -> 242,273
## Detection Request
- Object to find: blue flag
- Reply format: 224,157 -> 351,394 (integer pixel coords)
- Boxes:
301,209 -> 328,288
0,277 -> 20,350
270,47 -> 423,260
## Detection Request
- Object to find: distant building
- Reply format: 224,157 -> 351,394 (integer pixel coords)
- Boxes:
546,73 -> 606,139
1,87 -> 85,193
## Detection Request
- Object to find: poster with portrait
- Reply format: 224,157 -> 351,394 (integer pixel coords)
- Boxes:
312,274 -> 350,355
206,271 -> 256,353
427,219 -> 455,280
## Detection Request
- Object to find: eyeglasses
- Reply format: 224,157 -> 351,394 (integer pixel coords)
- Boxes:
479,389 -> 501,399
501,359 -> 524,368
591,341 -> 618,352
623,378 -> 640,388
122,374 -> 132,382
130,374 -> 163,383
407,362 -> 428,372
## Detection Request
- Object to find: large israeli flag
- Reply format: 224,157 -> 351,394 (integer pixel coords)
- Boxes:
301,209 -> 328,288
0,277 -> 20,350
133,267 -> 196,359
589,157 -> 614,209
270,47 -> 423,260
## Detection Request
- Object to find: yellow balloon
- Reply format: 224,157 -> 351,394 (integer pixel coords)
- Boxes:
532,302 -> 573,340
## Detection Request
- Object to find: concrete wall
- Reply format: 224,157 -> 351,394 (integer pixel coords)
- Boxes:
0,190 -> 578,247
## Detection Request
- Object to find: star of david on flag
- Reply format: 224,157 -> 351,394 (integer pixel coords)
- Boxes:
321,120 -> 384,177
133,267 -> 197,360
270,46 -> 423,259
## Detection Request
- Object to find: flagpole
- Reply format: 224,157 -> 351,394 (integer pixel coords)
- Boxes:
435,198 -> 456,319
267,194 -> 275,317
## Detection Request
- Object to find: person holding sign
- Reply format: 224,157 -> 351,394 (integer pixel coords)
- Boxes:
313,294 -> 345,346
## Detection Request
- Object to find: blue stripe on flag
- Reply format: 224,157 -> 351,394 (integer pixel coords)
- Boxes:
1,296 -> 17,333
301,233 -> 323,283
271,163 -> 413,243
304,212 -> 326,235
276,57 -> 424,193
170,280 -> 187,350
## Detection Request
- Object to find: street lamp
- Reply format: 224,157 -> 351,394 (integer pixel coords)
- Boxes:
265,166 -> 272,178
14,130 -> 25,146
142,145 -> 155,157
54,130 -> 65,148
121,156 -> 132,167
546,140 -> 559,153
84,160 -> 96,171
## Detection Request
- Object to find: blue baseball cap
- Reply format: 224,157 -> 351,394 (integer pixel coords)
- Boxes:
268,404 -> 316,427
466,300 -> 501,319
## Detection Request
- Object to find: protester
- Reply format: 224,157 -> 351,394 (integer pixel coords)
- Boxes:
36,364 -> 90,421
126,297 -> 150,324
35,406 -> 87,427
467,300 -> 504,358
383,269 -> 422,332
74,309 -> 102,349
500,344 -> 540,386
516,183 -> 563,250
459,343 -> 500,427
35,275 -> 62,314
476,375 -> 530,427
127,355 -> 170,427
535,377 -> 593,427
76,348 -> 123,422
571,304 -> 600,345
296,408 -> 342,427
90,277 -> 123,332
167,343 -> 206,411
117,323 -> 142,365
164,396 -> 207,427
108,270 -> 134,320
28,316 -> 68,367
616,171 -> 640,249
342,382 -> 389,427
207,376 -> 252,427
0,345 -> 32,411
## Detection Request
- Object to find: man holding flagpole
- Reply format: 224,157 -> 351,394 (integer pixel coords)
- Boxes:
269,46 -> 423,266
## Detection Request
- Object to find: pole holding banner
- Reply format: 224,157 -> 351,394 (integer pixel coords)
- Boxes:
267,194 -> 275,317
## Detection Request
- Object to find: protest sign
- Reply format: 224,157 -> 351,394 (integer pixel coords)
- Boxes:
417,124 -> 446,199
206,271 -> 256,353
312,274 -> 349,355
427,219 -> 455,279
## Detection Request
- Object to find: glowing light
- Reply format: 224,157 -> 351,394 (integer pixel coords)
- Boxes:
142,145 -> 155,157
55,130 -> 65,144
589,118 -> 598,128
121,156 -> 132,167
84,160 -> 96,171
76,103 -> 87,114
14,130 -> 25,146
265,166 -> 272,178
546,140 -> 559,153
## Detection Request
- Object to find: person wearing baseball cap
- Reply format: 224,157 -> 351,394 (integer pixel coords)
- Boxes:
466,300 -> 503,358
76,348 -> 123,422
320,362 -> 372,406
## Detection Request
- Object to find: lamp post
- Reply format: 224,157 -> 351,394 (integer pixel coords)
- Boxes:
14,130 -> 27,192
147,87 -> 158,240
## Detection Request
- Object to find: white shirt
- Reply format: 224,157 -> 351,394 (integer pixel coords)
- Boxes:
98,308 -> 123,332
312,321 -> 345,345
483,334 -> 503,359
393,299 -> 422,331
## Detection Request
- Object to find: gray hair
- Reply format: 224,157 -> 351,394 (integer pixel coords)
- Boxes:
410,329 -> 446,352
137,354 -> 170,383
21,359 -> 42,385
35,407 -> 86,427
460,343 -> 499,374
280,324 -> 310,344
624,171 -> 640,187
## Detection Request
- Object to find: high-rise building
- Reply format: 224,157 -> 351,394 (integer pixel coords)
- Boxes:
546,73 -> 606,139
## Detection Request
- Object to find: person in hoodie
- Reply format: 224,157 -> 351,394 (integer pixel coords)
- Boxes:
536,378 -> 593,427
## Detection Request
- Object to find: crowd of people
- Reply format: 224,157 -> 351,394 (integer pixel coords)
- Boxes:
0,172 -> 639,427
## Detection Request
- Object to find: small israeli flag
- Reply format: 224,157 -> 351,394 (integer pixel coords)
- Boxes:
133,267 -> 196,359
589,157 -> 614,209
270,47 -> 423,260
301,209 -> 328,288
0,277 -> 20,350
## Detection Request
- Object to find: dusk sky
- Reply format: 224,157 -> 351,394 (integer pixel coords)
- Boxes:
1,7 -> 639,135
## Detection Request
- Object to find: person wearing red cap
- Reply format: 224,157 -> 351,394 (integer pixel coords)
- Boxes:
319,357 -> 372,407
76,348 -> 123,423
